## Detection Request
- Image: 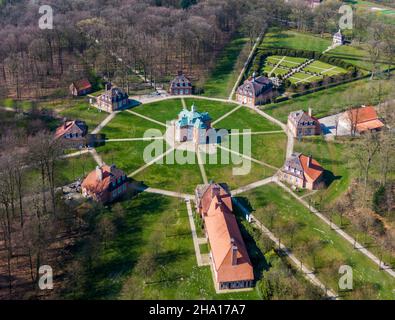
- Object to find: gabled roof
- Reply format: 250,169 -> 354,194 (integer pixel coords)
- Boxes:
170,72 -> 192,87
299,154 -> 324,182
55,120 -> 87,139
204,196 -> 253,283
82,164 -> 126,195
282,153 -> 324,182
72,79 -> 92,91
288,110 -> 319,126
347,106 -> 384,132
237,76 -> 273,98
196,183 -> 232,215
99,87 -> 128,101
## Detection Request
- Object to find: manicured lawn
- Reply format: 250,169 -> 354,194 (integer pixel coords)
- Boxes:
184,98 -> 238,122
305,61 -> 347,76
66,192 -> 259,299
100,111 -> 164,139
134,150 -> 203,194
241,183 -> 395,299
262,77 -> 395,123
58,102 -> 108,132
250,133 -> 287,168
203,150 -> 276,191
132,99 -> 183,123
24,153 -> 97,190
260,28 -> 331,52
96,141 -> 154,176
294,137 -> 353,205
202,34 -> 250,98
215,107 -> 282,132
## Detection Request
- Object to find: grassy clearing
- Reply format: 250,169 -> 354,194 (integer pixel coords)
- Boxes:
96,141 -> 153,176
184,98 -> 238,122
262,78 -> 395,123
241,183 -> 395,300
215,107 -> 281,132
66,192 -> 259,299
203,150 -> 276,191
132,99 -> 183,123
134,150 -> 203,194
100,111 -> 164,139
260,29 -> 331,52
202,35 -> 250,98
250,133 -> 287,168
294,136 -> 353,205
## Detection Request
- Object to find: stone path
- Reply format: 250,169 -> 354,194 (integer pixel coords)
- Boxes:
268,56 -> 286,77
126,109 -> 168,128
211,104 -> 242,126
227,130 -> 284,136
91,111 -> 119,134
231,176 -> 276,196
89,148 -> 104,166
128,146 -> 176,177
185,198 -> 207,267
196,149 -> 209,184
276,180 -> 395,279
59,149 -> 90,159
218,145 -> 279,170
105,137 -> 164,142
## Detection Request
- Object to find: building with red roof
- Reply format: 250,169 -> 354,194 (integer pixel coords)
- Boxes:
81,164 -> 129,203
195,183 -> 254,291
280,153 -> 325,190
340,106 -> 384,135
288,108 -> 321,137
69,79 -> 92,96
236,75 -> 274,107
54,119 -> 88,148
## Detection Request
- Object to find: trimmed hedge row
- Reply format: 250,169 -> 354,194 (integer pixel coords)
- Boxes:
251,47 -> 359,74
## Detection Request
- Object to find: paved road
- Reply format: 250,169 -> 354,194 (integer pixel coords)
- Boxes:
196,149 -> 209,184
276,180 -> 395,279
141,186 -> 193,200
89,148 -> 104,166
59,149 -> 90,159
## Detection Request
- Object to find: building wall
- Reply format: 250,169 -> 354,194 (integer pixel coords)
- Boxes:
280,171 -> 305,189
218,280 -> 253,290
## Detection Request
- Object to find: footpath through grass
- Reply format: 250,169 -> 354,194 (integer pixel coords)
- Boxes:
241,183 -> 395,300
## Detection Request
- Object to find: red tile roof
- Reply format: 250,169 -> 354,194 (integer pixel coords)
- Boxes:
204,193 -> 253,283
299,154 -> 324,182
347,106 -> 384,132
82,165 -> 126,195
73,79 -> 92,91
54,120 -> 87,139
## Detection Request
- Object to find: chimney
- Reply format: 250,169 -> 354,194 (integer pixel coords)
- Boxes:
211,184 -> 220,198
110,164 -> 116,173
96,166 -> 103,181
63,117 -> 67,129
308,107 -> 312,117
231,238 -> 238,266
307,155 -> 312,168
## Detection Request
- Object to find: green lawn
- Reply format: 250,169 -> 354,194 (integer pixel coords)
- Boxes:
294,137 -> 353,205
100,111 -> 164,139
260,28 -> 331,52
132,99 -> 183,123
250,133 -> 287,168
203,151 -> 276,191
134,151 -> 204,194
263,77 -> 395,123
96,141 -> 154,176
240,183 -> 395,300
202,34 -> 250,98
64,192 -> 260,299
184,98 -> 238,122
58,102 -> 108,132
215,106 -> 282,132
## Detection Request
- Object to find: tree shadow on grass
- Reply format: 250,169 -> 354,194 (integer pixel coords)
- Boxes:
323,170 -> 341,188
233,196 -> 269,281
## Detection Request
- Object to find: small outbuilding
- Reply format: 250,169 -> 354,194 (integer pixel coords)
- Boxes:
69,79 -> 92,96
